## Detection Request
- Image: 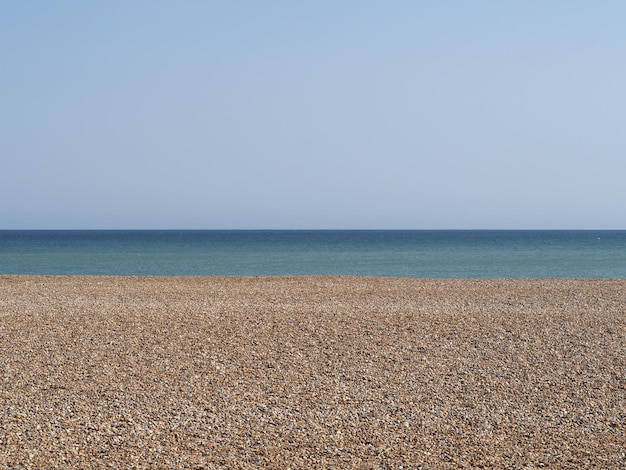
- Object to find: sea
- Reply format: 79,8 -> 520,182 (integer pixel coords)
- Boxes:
0,230 -> 625,278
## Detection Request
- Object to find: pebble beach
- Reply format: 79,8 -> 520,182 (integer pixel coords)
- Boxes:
1,275 -> 625,468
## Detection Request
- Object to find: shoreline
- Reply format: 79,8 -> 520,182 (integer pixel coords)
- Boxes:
2,276 -> 625,467
3,273 -> 626,279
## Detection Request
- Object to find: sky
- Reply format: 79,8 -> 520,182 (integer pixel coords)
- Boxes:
2,1 -> 626,229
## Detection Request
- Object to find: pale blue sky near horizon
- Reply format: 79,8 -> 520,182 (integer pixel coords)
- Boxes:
2,1 -> 625,229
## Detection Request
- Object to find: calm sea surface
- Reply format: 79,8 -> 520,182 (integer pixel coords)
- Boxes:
1,230 -> 625,278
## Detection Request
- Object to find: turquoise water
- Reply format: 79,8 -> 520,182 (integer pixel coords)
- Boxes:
0,230 -> 625,277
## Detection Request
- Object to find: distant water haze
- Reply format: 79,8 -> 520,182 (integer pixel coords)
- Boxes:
1,230 -> 625,278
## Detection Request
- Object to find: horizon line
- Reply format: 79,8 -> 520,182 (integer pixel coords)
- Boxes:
2,228 -> 625,232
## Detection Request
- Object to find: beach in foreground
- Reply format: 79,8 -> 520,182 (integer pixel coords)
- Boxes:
1,276 -> 625,468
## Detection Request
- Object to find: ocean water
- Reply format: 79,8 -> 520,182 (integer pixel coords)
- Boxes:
0,230 -> 625,278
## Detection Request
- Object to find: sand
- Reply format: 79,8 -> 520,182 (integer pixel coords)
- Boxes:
1,275 -> 625,468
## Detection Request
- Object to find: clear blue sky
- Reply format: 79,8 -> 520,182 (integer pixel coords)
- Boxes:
2,1 -> 625,229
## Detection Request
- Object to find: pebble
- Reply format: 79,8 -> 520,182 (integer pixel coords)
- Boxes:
1,276 -> 625,468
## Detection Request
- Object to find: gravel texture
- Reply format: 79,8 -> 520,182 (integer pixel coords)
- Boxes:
1,275 -> 625,469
